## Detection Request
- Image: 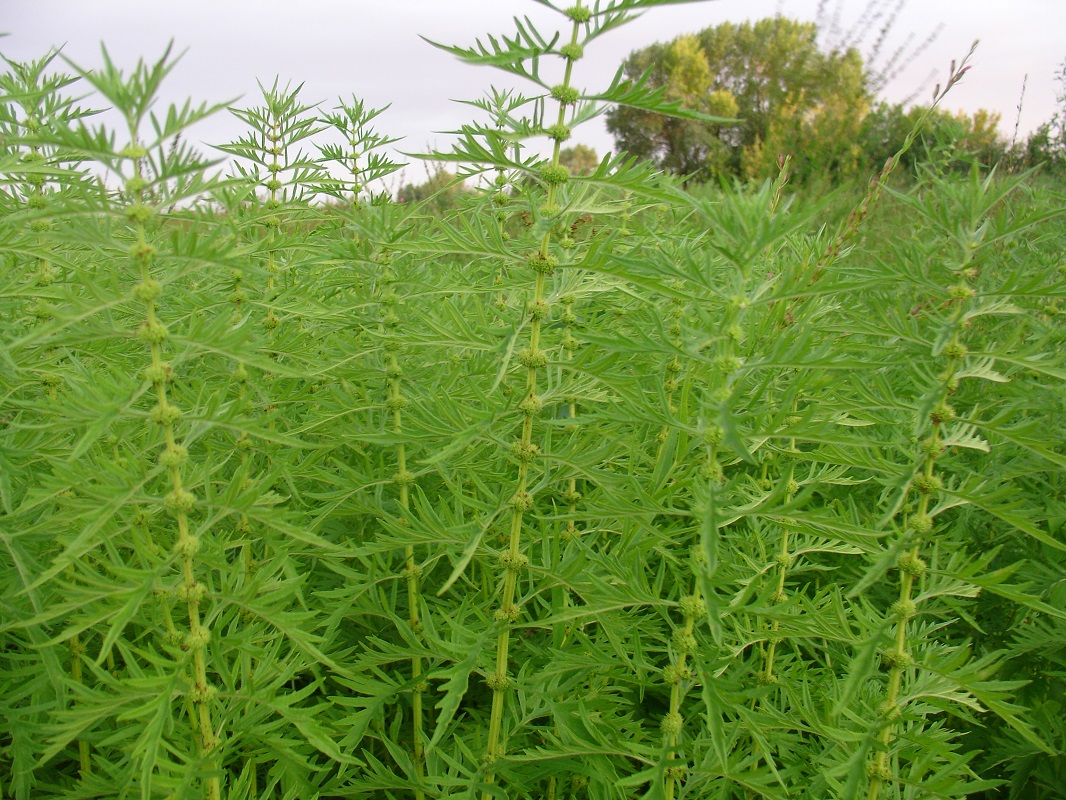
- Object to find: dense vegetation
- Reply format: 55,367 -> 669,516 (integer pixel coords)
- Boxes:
2,2 -> 1064,799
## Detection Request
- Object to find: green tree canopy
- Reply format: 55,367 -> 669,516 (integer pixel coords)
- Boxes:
396,166 -> 468,212
606,17 -> 869,182
559,143 -> 599,176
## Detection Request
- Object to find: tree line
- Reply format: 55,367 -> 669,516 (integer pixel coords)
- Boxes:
397,15 -> 1066,201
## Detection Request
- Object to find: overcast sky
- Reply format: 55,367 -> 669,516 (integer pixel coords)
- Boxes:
3,1 -> 1063,185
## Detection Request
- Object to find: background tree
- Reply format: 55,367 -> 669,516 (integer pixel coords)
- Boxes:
559,143 -> 599,176
858,102 -> 1010,176
607,18 -> 869,182
1024,57 -> 1066,176
396,165 -> 468,211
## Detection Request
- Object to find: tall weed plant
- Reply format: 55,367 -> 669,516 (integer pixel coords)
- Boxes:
1,3 -> 1064,799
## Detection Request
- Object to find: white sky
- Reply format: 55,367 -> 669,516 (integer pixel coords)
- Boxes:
3,0 -> 1062,185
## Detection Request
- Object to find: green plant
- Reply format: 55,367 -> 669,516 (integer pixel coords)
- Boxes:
1,6 -> 1064,800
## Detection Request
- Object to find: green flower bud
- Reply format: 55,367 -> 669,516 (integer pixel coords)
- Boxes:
150,402 -> 182,426
912,473 -> 943,494
125,176 -> 147,195
173,534 -> 201,557
540,164 -> 570,185
880,649 -> 913,670
564,5 -> 591,22
518,395 -> 544,417
948,283 -> 974,301
672,628 -> 697,654
186,682 -> 217,704
559,42 -> 584,60
897,552 -> 927,578
931,403 -> 956,425
129,240 -> 157,261
164,489 -> 196,515
661,711 -> 684,736
137,321 -> 168,344
119,144 -> 148,160
528,299 -> 551,321
518,348 -> 548,369
889,599 -> 917,620
494,603 -> 521,622
561,489 -> 582,505
510,491 -> 534,512
527,252 -> 558,275
909,513 -> 934,535
546,123 -> 572,141
134,278 -> 162,302
385,395 -> 409,413
498,552 -> 529,572
159,444 -> 188,468
126,203 -> 155,225
550,84 -> 580,105
510,441 -> 541,463
184,628 -> 211,650
942,341 -> 968,360
866,761 -> 892,781
679,595 -> 704,619
701,425 -> 723,447
485,671 -> 512,691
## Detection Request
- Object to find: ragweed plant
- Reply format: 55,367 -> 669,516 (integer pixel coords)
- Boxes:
2,5 -> 1064,800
